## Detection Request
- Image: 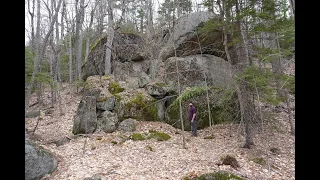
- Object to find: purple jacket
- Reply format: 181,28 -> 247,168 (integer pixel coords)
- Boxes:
189,106 -> 196,121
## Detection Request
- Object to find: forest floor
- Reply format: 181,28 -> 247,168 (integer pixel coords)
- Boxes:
25,84 -> 295,180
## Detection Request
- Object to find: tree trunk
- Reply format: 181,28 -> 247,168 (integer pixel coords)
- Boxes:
174,42 -> 186,149
27,0 -> 36,51
84,5 -> 95,63
105,0 -> 114,76
74,0 -> 85,81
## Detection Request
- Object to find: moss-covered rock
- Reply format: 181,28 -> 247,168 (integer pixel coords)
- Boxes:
108,81 -> 125,94
114,89 -> 159,121
165,86 -> 239,131
148,130 -> 171,141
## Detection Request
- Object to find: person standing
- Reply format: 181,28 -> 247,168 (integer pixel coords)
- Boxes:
189,102 -> 197,136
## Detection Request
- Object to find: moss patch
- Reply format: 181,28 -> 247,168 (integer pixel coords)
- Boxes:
129,131 -> 171,141
146,145 -> 154,151
155,82 -> 168,87
251,157 -> 266,165
184,171 -> 243,180
166,86 -> 239,130
108,81 -> 125,94
127,92 -> 159,121
149,131 -> 171,141
129,133 -> 145,141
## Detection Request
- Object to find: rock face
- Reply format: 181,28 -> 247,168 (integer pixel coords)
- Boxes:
159,11 -> 213,60
166,87 -> 239,130
119,118 -> 137,132
164,54 -> 232,93
97,95 -> 115,111
72,96 -> 97,134
114,88 -> 158,121
112,32 -> 146,62
113,60 -> 149,85
158,11 -> 236,63
25,138 -> 57,180
82,32 -> 146,81
97,111 -> 118,133
145,82 -> 172,99
138,75 -> 151,88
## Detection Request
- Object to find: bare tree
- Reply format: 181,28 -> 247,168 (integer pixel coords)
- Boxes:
84,2 -> 97,63
74,0 -> 86,81
104,0 -> 114,75
25,0 -> 63,115
27,0 -> 36,52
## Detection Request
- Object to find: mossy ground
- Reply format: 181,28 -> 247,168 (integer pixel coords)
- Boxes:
128,131 -> 171,141
130,133 -> 145,141
183,171 -> 243,180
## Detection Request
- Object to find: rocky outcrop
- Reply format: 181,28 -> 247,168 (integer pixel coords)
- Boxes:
164,54 -> 233,94
158,11 -> 236,62
113,60 -> 149,84
145,82 -> 172,99
72,96 -> 97,134
119,118 -> 137,132
25,138 -> 57,180
82,32 -> 146,81
97,111 -> 118,133
114,88 -> 158,121
112,32 -> 146,62
165,87 -> 239,130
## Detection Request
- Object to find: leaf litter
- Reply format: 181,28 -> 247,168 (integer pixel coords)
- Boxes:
26,83 -> 295,180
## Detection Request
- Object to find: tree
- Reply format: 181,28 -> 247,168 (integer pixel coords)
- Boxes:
74,0 -> 86,81
104,0 -> 114,76
25,0 -> 63,114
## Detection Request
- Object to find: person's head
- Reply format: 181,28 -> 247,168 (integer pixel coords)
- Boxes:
189,102 -> 193,107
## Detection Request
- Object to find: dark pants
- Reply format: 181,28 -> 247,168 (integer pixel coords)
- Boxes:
191,121 -> 197,136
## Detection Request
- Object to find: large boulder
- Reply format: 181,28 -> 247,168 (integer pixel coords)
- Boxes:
72,96 -> 97,134
118,118 -> 137,132
97,111 -> 118,133
114,88 -> 158,121
145,82 -> 172,99
82,32 -> 146,81
165,86 -> 239,130
164,54 -> 233,94
158,11 -> 237,63
25,139 -> 57,180
113,60 -> 149,84
85,75 -> 119,111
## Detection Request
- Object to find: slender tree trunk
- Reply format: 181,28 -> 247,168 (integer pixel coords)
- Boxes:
84,5 -> 96,63
27,0 -> 36,51
105,0 -> 114,76
174,43 -> 186,149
